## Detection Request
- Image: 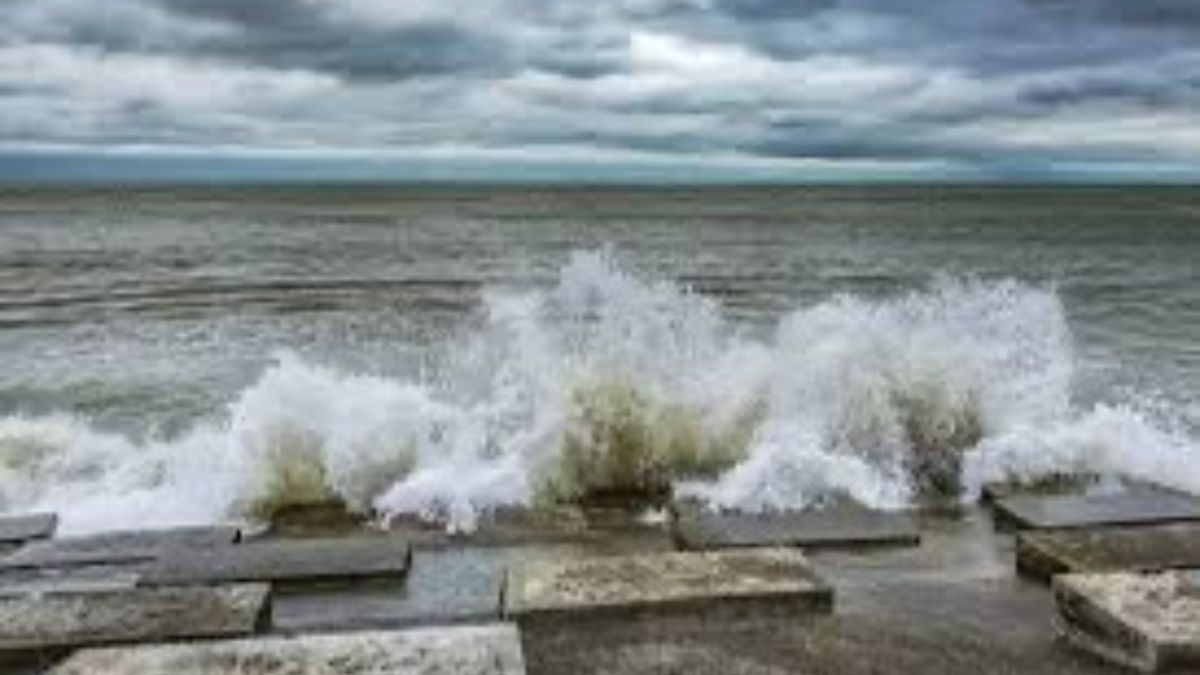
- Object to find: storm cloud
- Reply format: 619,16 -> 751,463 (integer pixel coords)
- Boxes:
2,0 -> 1199,178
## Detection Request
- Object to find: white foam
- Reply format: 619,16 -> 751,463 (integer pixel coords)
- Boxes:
1,251 -> 1196,533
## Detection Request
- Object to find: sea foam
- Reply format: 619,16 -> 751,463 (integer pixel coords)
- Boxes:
1,251 -> 1196,533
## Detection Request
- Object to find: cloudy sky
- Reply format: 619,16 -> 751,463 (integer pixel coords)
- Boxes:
3,0 -> 1200,182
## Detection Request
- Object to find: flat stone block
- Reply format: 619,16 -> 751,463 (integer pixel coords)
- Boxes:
1054,571 -> 1200,673
993,491 -> 1200,531
0,525 -> 241,569
505,548 -> 832,640
673,505 -> 919,551
0,583 -> 269,652
49,623 -> 526,675
0,568 -> 140,598
1017,522 -> 1200,583
0,513 -> 56,545
272,546 -> 509,633
142,535 -> 411,587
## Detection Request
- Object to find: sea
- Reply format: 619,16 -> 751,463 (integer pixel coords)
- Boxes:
1,184 -> 1197,534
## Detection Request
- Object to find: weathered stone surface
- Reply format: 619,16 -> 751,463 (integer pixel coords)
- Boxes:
272,546 -> 511,632
49,624 -> 526,675
0,569 -> 139,598
0,583 -> 269,652
0,513 -> 56,545
673,505 -> 919,551
505,548 -> 832,642
142,535 -> 411,587
0,525 -> 240,569
521,574 -> 1123,675
1054,571 -> 1200,673
993,491 -> 1200,531
1017,522 -> 1200,582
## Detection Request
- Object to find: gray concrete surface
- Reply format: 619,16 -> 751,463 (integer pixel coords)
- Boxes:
673,504 -> 919,551
0,583 -> 269,653
1017,522 -> 1200,582
49,623 -> 525,675
1054,571 -> 1200,672
994,492 -> 1200,531
0,526 -> 240,569
141,536 -> 411,587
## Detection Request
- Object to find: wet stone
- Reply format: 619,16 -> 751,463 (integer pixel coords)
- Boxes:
0,525 -> 241,569
272,546 -> 513,633
265,501 -> 369,537
0,583 -> 270,653
505,548 -> 832,644
0,513 -> 57,545
992,491 -> 1200,531
672,505 -> 920,551
1054,571 -> 1200,673
49,624 -> 526,675
272,543 -> 651,634
1017,522 -> 1200,583
980,475 -> 1103,503
141,535 -> 411,587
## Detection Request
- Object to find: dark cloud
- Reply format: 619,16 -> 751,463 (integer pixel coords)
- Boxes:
0,0 -> 1198,174
155,0 -> 515,81
3,0 -> 516,82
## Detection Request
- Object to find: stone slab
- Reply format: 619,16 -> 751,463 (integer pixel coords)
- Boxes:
512,575 -> 1128,675
505,548 -> 832,642
1053,571 -> 1200,673
0,569 -> 140,598
993,491 -> 1200,531
0,513 -> 56,545
272,546 -> 511,633
0,525 -> 241,569
49,624 -> 526,675
672,506 -> 919,551
142,535 -> 411,587
1017,522 -> 1200,583
0,583 -> 270,652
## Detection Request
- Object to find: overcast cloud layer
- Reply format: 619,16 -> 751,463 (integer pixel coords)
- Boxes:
3,0 -> 1200,179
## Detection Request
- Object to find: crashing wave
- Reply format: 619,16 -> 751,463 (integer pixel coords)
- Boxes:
1,250 -> 1196,534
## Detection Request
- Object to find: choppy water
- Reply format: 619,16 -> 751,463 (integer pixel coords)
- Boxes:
1,185 -> 1197,533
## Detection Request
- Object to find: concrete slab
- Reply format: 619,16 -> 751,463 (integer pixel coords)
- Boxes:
272,542 -> 659,633
0,525 -> 240,569
993,491 -> 1200,531
0,569 -> 140,598
274,507 -> 684,636
49,624 -> 526,675
522,577 -> 1125,675
672,505 -> 919,551
0,513 -> 56,545
975,474 -> 1175,504
505,548 -> 832,643
1054,572 -> 1200,673
0,583 -> 269,652
142,535 -> 411,587
1017,522 -> 1200,582
272,547 -> 510,633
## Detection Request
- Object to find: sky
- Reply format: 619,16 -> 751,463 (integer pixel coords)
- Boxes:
3,0 -> 1200,183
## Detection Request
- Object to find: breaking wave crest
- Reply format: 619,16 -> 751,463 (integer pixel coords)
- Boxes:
2,251 -> 1197,533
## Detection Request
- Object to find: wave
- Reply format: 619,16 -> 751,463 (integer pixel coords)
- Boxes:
2,250 -> 1197,534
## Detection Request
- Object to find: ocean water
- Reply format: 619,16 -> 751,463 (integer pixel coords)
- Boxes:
0,184 -> 1197,533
